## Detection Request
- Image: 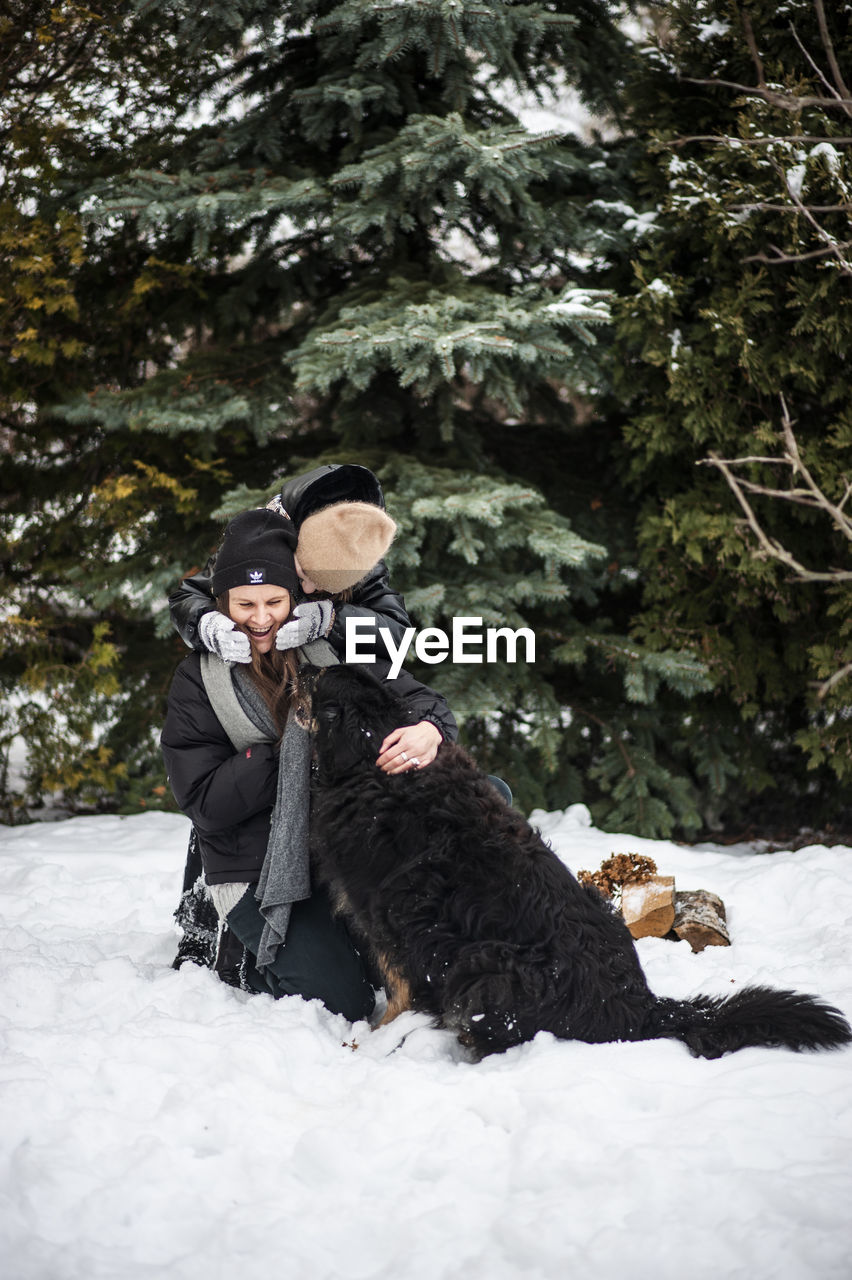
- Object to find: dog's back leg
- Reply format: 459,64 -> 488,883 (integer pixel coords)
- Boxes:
373,954 -> 414,1027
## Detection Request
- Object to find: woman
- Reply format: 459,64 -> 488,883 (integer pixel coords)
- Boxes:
161,508 -> 457,1021
169,464 -> 420,974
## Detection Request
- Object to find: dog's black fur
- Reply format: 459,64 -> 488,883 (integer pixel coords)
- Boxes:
309,664 -> 852,1060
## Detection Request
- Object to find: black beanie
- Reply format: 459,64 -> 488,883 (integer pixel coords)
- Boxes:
211,509 -> 299,595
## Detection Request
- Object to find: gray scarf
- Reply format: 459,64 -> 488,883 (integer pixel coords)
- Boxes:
200,638 -> 338,969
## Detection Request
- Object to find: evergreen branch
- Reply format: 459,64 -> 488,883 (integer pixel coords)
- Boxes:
483,133 -> 566,154
572,707 -> 637,779
530,342 -> 576,356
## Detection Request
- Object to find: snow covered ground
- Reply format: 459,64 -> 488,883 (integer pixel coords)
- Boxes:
1,804 -> 850,1280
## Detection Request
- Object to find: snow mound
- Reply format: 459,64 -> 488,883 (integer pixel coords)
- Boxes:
1,810 -> 850,1280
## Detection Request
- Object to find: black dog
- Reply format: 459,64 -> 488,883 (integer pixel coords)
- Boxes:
309,664 -> 852,1060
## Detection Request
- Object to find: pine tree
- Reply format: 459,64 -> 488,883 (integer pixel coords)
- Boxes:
0,2 -> 211,816
613,0 -> 852,832
5,1 -> 718,836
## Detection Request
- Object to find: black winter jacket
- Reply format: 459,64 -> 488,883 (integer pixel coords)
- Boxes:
168,464 -> 411,658
160,652 -> 457,885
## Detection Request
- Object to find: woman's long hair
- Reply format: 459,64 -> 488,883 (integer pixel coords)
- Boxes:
216,593 -> 301,737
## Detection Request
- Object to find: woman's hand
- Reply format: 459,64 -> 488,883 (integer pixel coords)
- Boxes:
274,599 -> 334,650
376,721 -> 442,774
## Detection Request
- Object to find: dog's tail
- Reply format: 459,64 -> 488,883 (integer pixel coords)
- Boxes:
641,985 -> 851,1059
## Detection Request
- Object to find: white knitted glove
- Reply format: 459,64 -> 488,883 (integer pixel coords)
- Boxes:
197,611 -> 252,663
274,600 -> 334,651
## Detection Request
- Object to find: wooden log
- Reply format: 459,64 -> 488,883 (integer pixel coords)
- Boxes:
620,875 -> 676,939
671,889 -> 730,953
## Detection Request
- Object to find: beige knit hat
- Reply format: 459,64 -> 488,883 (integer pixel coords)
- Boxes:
296,501 -> 397,594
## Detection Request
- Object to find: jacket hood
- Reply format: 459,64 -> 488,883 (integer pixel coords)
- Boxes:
279,464 -> 385,527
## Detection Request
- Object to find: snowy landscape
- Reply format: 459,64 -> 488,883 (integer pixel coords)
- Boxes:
1,803 -> 850,1280
4,7 -> 850,1276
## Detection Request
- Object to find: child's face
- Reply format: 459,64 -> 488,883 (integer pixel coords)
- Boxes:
294,553 -> 318,595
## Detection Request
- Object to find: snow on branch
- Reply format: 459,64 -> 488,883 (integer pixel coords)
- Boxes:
670,1 -> 852,277
683,0 -> 852,117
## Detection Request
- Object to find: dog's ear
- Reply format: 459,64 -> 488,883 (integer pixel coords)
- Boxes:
298,664 -> 323,693
311,672 -> 384,777
311,663 -> 420,745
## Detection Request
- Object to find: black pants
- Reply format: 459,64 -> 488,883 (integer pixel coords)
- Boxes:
225,884 -> 376,1023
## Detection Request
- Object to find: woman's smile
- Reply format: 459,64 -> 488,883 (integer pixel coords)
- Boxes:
226,585 -> 292,653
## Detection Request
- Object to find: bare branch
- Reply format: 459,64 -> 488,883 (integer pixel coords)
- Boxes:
706,455 -> 799,466
698,396 -> 852,590
667,135 -> 852,148
743,241 -> 852,265
680,76 -> 852,112
741,9 -> 766,88
815,661 -> 852,700
788,20 -> 844,108
814,0 -> 852,111
764,152 -> 852,276
702,465 -> 828,504
702,452 -> 852,580
730,204 -> 852,212
701,451 -> 852,580
778,395 -> 852,538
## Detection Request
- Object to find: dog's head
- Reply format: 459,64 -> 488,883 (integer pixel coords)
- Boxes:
308,663 -> 418,779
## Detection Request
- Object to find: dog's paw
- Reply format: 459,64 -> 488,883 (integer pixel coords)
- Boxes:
391,1021 -> 472,1064
356,1010 -> 466,1062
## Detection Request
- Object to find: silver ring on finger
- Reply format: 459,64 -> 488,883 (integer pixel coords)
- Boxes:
401,751 -> 408,762
410,757 -> 421,768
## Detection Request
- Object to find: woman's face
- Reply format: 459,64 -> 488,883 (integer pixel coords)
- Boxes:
227,584 -> 292,653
